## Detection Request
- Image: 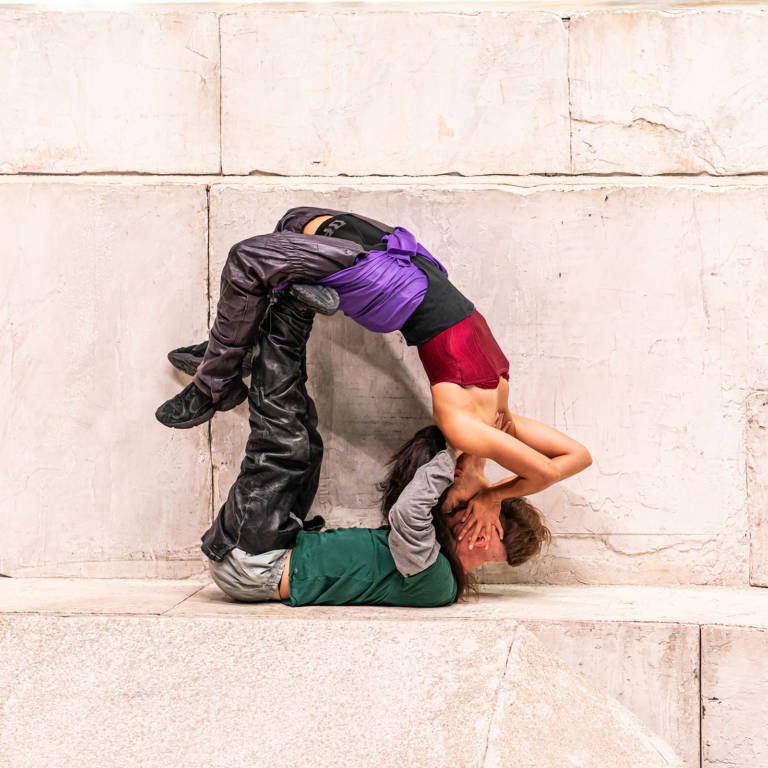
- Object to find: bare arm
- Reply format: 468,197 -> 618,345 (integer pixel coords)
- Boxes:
485,413 -> 592,499
452,413 -> 592,549
437,409 -> 562,492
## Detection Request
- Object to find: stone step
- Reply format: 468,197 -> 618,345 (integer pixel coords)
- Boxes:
2,579 -> 767,767
0,578 -> 692,768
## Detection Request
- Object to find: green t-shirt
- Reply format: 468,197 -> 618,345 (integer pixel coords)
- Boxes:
283,526 -> 457,607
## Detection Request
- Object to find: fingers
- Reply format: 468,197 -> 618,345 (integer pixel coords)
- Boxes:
457,516 -> 477,542
470,524 -> 491,551
494,410 -> 514,434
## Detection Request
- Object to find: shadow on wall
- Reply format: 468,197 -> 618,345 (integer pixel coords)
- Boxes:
307,312 -> 434,520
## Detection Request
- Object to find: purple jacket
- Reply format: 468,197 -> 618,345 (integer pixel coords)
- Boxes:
317,226 -> 448,333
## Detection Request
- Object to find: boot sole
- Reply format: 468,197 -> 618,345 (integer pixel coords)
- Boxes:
167,351 -> 253,378
162,383 -> 248,430
287,286 -> 340,315
166,352 -> 202,377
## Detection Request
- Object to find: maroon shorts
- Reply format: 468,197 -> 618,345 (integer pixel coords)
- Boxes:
417,309 -> 510,389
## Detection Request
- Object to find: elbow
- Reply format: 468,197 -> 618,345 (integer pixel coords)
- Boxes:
534,461 -> 561,489
577,446 -> 593,473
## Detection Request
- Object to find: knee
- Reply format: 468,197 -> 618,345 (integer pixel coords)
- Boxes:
224,238 -> 268,287
228,237 -> 259,263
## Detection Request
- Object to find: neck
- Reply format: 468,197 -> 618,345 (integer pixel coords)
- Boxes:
459,551 -> 485,574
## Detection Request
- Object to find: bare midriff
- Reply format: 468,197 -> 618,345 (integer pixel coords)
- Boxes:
270,549 -> 292,600
432,375 -> 511,429
303,215 -> 333,235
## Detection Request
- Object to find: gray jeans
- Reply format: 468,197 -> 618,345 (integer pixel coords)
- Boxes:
208,547 -> 290,602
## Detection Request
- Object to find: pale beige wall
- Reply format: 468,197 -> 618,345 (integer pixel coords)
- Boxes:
1,6 -> 766,583
0,180 -> 212,577
208,180 -> 766,586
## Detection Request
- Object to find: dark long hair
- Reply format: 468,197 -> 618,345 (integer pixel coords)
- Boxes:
378,426 -> 478,601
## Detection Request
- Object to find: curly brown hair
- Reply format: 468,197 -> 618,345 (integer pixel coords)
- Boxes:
499,497 -> 552,566
378,426 -> 552,598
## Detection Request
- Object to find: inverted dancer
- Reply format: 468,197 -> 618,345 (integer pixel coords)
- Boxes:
157,206 -> 591,548
201,286 -> 553,605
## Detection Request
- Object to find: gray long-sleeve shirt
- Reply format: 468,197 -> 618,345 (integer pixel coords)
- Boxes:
387,448 -> 457,577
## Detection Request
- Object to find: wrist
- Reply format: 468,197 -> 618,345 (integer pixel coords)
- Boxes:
465,454 -> 486,471
480,485 -> 504,505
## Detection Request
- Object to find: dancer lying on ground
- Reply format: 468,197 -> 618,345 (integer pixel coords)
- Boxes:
157,206 -> 591,549
200,286 -> 553,605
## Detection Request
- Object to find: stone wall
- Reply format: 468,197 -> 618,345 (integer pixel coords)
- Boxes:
1,6 -> 766,584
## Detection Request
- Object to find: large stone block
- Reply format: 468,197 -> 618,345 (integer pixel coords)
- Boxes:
0,180 -> 211,577
220,11 -> 569,175
570,9 -> 768,174
0,615 -> 682,768
0,10 -> 220,173
702,625 -> 768,768
525,620 -> 700,768
208,180 -> 766,585
486,624 -> 682,768
747,392 -> 768,586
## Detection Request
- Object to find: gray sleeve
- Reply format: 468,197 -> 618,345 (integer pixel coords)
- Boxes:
387,448 -> 457,577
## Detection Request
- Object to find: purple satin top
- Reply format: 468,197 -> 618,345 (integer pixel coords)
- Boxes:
316,226 -> 447,333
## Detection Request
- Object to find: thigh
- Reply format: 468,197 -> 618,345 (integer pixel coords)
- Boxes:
225,231 -> 362,289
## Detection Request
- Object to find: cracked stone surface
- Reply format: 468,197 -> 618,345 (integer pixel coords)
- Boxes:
485,623 -> 683,768
747,392 -> 768,586
527,619 -> 700,768
209,180 -> 767,585
0,614 -> 683,768
702,625 -> 768,768
219,10 -> 570,175
0,180 -> 211,577
570,9 -> 768,174
0,10 -> 220,173
2,175 -> 766,583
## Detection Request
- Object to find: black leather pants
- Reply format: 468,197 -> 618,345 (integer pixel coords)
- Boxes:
201,294 -> 323,561
194,206 -> 393,403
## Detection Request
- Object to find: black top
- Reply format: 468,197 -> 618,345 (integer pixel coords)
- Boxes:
317,213 -> 389,251
400,254 -> 475,346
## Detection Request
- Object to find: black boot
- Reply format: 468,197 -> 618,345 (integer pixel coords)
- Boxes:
167,341 -> 257,378
287,283 -> 339,315
155,380 -> 248,429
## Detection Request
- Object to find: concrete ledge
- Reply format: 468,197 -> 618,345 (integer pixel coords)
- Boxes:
3,579 -> 766,626
3,580 -> 768,767
0,596 -> 684,767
